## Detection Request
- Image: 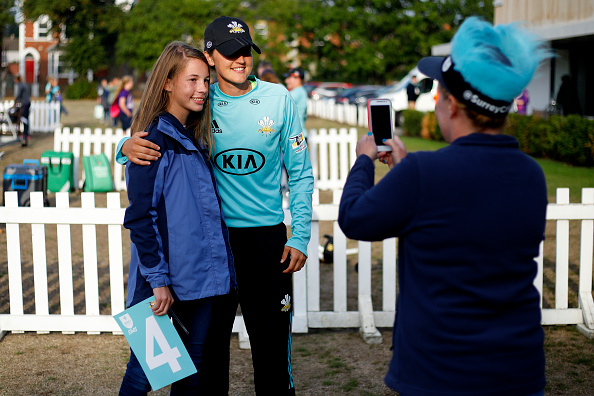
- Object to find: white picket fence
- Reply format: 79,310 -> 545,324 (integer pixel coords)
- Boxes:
52,127 -> 358,192
308,99 -> 368,128
1,188 -> 593,340
0,100 -> 61,134
308,128 -> 358,190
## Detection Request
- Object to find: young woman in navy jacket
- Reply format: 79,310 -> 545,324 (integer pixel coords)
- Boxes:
119,41 -> 236,395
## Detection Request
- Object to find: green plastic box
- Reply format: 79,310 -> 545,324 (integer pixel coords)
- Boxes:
40,151 -> 75,192
82,153 -> 113,192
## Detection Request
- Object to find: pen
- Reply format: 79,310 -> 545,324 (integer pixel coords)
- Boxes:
169,308 -> 189,335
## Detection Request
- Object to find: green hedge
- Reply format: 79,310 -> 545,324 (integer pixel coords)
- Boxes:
402,110 -> 444,142
64,79 -> 97,100
401,109 -> 425,138
505,114 -> 594,167
403,110 -> 594,167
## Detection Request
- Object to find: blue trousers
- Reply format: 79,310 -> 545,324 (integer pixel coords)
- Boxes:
119,112 -> 132,131
119,291 -> 237,395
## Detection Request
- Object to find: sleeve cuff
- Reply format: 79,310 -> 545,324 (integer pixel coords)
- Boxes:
115,136 -> 130,165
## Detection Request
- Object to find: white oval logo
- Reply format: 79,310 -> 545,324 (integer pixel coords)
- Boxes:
442,56 -> 452,72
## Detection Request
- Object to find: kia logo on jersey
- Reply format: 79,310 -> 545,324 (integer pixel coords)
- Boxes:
214,148 -> 265,175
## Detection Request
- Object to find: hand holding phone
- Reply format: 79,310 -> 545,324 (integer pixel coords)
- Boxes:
367,98 -> 394,152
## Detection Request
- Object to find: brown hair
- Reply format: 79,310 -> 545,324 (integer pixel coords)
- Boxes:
114,75 -> 133,104
260,69 -> 280,84
131,42 -> 212,155
438,84 -> 506,130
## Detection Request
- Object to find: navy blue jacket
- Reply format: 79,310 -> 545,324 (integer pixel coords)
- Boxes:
124,112 -> 236,307
339,133 -> 547,396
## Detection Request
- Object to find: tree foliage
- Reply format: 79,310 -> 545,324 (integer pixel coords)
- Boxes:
116,0 -> 256,71
260,0 -> 494,83
0,0 -> 16,45
21,0 -> 124,76
17,0 -> 493,83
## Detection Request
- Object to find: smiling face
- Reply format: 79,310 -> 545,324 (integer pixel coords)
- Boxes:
164,58 -> 210,125
205,46 -> 253,96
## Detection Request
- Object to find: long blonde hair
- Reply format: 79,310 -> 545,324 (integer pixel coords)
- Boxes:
131,42 -> 212,155
114,75 -> 133,105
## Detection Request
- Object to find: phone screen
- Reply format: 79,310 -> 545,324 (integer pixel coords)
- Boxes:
370,104 -> 392,146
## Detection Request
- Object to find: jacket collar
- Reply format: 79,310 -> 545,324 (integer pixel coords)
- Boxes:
156,112 -> 201,151
453,132 -> 519,148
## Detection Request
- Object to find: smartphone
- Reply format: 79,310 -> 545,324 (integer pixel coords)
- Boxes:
367,98 -> 394,152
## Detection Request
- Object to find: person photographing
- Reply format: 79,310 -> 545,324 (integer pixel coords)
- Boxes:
339,17 -> 552,396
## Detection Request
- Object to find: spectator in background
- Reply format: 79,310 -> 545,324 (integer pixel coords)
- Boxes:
45,77 -> 68,115
339,16 -> 551,396
257,60 -> 273,78
45,76 -> 59,103
407,75 -> 420,109
515,88 -> 530,115
107,77 -> 121,126
13,74 -> 30,146
97,78 -> 110,123
260,68 -> 281,83
556,74 -> 582,116
114,75 -> 134,130
284,67 -> 308,141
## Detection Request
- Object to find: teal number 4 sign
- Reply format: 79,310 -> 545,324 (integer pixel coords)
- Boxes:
114,296 -> 197,390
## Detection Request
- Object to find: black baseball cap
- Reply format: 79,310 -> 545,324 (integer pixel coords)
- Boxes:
204,16 -> 261,57
283,67 -> 305,79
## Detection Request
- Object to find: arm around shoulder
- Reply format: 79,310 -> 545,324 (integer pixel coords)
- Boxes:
116,131 -> 162,166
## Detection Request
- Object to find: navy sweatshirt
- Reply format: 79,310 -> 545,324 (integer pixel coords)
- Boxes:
339,133 -> 547,396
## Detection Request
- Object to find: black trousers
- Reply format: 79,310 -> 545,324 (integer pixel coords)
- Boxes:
229,223 -> 296,396
20,102 -> 30,139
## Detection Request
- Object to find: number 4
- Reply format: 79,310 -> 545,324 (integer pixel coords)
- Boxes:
145,315 -> 182,372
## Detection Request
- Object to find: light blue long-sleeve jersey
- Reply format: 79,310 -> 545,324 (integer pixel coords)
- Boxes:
210,77 -> 313,255
116,77 -> 314,255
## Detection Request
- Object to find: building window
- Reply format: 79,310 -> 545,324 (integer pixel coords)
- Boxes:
35,15 -> 52,40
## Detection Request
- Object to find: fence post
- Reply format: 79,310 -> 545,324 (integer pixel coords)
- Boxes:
577,188 -> 594,338
555,188 -> 570,309
56,192 -> 75,335
31,193 -> 50,334
5,192 -> 24,334
107,192 -> 126,321
81,193 -> 101,335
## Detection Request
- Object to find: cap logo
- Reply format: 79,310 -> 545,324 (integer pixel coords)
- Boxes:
228,21 -> 245,33
206,41 -> 212,49
442,56 -> 452,72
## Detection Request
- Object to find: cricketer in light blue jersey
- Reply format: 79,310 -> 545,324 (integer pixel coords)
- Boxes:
209,75 -> 314,254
